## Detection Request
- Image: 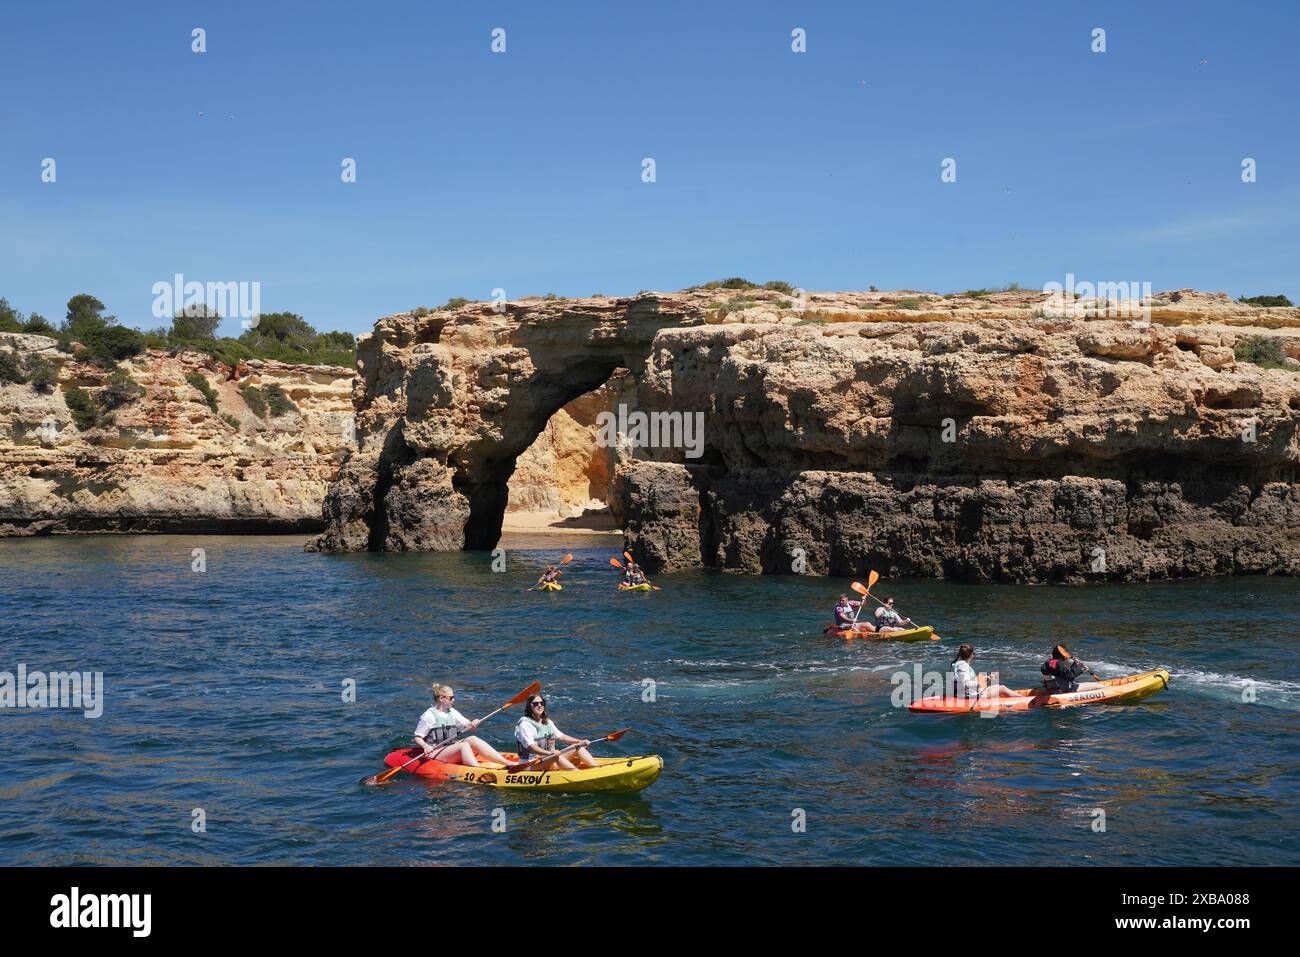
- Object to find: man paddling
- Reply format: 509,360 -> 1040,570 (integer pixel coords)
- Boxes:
832,595 -> 875,633
536,563 -> 563,588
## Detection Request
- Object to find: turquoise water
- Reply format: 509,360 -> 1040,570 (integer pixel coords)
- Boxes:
1,534 -> 1297,866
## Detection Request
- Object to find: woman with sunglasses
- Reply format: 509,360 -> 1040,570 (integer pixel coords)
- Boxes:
873,596 -> 915,635
414,683 -> 515,767
514,694 -> 598,770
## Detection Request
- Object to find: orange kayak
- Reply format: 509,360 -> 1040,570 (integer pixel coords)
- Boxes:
908,670 -> 1170,713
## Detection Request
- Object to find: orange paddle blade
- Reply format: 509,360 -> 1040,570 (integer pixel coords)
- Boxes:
604,728 -> 632,742
561,554 -> 573,564
505,681 -> 541,708
623,551 -> 634,562
868,570 -> 880,588
851,581 -> 869,596
610,557 -> 623,568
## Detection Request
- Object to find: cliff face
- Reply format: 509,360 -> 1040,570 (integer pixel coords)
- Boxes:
312,288 -> 1300,582
0,333 -> 353,535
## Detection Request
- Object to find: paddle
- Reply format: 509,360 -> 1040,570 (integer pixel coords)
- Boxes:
842,571 -> 879,632
362,681 -> 541,785
527,553 -> 572,591
505,728 -> 631,773
618,551 -> 662,590
853,575 -> 942,640
610,556 -> 662,590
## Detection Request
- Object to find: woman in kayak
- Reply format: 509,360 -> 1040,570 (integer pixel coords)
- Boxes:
1040,644 -> 1100,693
874,597 -> 915,634
951,644 -> 1024,699
414,684 -> 516,768
623,561 -> 647,586
514,693 -> 598,770
536,564 -> 562,587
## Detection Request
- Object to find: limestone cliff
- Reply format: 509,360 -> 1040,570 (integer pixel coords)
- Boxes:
0,332 -> 353,535
312,288 -> 1300,582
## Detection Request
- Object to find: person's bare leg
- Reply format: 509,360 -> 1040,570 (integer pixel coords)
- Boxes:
464,736 -> 511,765
574,747 -> 599,768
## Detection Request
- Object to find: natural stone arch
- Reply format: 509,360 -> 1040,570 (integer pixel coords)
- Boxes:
313,296 -> 691,553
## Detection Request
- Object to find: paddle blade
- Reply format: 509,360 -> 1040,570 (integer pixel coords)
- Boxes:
851,581 -> 869,596
610,557 -> 623,568
868,570 -> 880,588
624,551 -> 634,562
364,764 -> 403,786
603,728 -> 632,743
561,553 -> 573,564
505,681 -> 542,709
930,633 -> 942,641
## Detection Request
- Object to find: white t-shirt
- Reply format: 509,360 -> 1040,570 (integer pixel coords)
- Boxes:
952,660 -> 980,697
515,716 -> 563,754
876,606 -> 903,626
414,706 -> 471,741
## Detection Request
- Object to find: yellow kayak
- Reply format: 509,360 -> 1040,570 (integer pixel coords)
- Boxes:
909,670 -> 1170,713
382,749 -> 663,793
539,581 -> 562,592
618,582 -> 653,591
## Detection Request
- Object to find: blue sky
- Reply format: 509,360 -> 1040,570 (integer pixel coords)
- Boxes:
2,0 -> 1297,337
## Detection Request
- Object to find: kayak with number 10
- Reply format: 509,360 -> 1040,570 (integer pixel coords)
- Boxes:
381,748 -> 663,793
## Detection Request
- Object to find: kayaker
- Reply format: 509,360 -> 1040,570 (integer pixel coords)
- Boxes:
414,684 -> 516,768
950,644 -> 1023,699
536,564 -> 562,587
625,561 -> 647,586
1040,644 -> 1099,693
514,694 -> 599,770
874,597 -> 915,634
833,595 -> 874,633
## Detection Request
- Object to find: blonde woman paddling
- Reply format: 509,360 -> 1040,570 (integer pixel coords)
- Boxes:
414,684 -> 515,767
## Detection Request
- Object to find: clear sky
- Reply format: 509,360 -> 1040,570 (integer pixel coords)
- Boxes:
2,0 -> 1297,337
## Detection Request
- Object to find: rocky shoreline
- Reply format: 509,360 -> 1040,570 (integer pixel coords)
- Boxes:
5,288 -> 1299,583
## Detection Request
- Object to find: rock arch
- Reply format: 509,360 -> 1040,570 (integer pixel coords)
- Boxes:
312,296 -> 688,552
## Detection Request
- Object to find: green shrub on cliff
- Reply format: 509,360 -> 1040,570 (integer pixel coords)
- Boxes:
763,281 -> 795,294
57,295 -> 146,368
896,298 -> 923,310
98,369 -> 144,411
64,387 -> 103,430
186,372 -> 219,412
0,350 -> 26,384
240,384 -> 268,417
1238,294 -> 1294,308
1234,335 -> 1289,369
222,413 -> 240,429
27,356 -> 58,392
264,383 -> 297,417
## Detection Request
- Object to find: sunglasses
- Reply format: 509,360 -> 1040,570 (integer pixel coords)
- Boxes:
439,694 -> 455,701
529,700 -> 545,707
